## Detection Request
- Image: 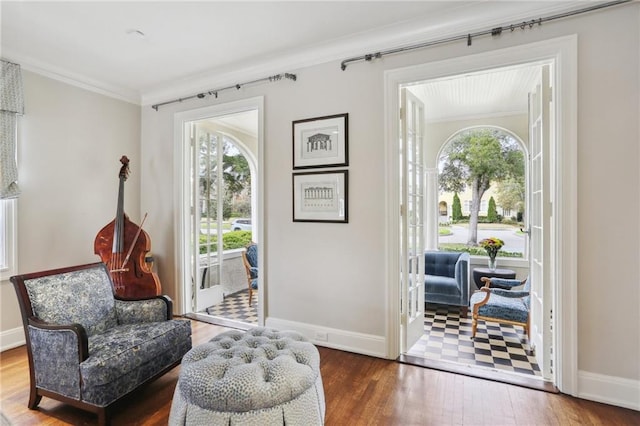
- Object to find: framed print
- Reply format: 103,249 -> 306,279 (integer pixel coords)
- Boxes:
293,170 -> 348,223
292,113 -> 348,169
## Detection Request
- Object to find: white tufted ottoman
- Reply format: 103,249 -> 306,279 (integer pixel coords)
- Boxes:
169,327 -> 325,425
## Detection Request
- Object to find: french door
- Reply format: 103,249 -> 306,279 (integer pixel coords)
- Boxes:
528,64 -> 554,380
189,125 -> 227,311
174,98 -> 263,322
401,88 -> 426,351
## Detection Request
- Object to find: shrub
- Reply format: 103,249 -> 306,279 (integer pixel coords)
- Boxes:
199,230 -> 253,254
487,196 -> 498,222
452,193 -> 463,221
437,243 -> 523,258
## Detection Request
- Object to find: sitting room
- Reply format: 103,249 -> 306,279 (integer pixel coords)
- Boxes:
1,1 -> 639,424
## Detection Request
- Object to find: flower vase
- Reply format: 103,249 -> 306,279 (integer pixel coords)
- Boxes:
488,257 -> 497,271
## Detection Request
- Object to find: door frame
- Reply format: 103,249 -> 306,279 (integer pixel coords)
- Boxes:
172,96 -> 264,322
384,36 -> 578,394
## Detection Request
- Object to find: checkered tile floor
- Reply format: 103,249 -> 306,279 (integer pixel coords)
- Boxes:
204,289 -> 258,325
407,304 -> 541,377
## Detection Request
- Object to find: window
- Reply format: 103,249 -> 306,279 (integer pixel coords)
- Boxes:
0,199 -> 17,281
437,127 -> 526,259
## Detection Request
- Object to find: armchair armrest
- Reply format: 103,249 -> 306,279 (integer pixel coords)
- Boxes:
28,317 -> 88,361
115,295 -> 173,325
480,276 -> 526,289
472,287 -> 493,309
454,252 -> 471,301
27,318 -> 87,399
490,288 -> 530,298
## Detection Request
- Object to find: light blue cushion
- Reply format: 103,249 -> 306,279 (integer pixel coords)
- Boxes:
425,275 -> 460,296
246,244 -> 258,268
470,291 -> 529,323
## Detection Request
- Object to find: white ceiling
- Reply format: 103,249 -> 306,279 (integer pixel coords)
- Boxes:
409,63 -> 542,122
2,1 -> 585,110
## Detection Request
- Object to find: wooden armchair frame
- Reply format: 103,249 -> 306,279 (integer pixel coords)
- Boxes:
471,276 -> 530,340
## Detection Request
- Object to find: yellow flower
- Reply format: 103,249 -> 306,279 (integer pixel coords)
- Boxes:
479,237 -> 504,258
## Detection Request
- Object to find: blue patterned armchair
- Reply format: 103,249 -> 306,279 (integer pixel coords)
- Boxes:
241,243 -> 258,305
470,276 -> 530,339
10,262 -> 192,425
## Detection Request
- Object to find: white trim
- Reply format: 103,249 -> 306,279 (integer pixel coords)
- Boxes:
1,2 -> 593,108
0,326 -> 25,352
578,371 -> 640,411
426,109 -> 528,125
0,199 -> 18,281
384,72 -> 401,360
384,35 -> 578,394
141,2 -> 582,106
173,97 -> 264,323
265,317 -> 386,358
4,49 -> 140,105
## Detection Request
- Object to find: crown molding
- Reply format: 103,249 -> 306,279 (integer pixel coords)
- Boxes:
140,1 -> 585,107
5,1 -> 590,108
2,49 -> 141,105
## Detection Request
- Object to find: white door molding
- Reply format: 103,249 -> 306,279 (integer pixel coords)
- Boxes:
384,35 -> 578,395
173,97 -> 264,322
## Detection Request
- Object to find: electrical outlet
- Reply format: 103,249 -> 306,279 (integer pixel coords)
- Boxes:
314,331 -> 328,342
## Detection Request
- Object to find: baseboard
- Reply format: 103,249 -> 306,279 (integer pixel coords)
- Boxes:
0,326 -> 25,352
578,370 -> 640,411
265,317 -> 387,358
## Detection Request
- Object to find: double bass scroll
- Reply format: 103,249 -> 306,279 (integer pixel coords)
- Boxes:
94,156 -> 161,298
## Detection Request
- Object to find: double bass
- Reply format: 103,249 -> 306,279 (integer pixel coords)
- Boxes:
94,156 -> 161,298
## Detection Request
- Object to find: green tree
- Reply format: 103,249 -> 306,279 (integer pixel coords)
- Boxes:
198,135 -> 252,220
496,176 -> 525,218
452,192 -> 463,221
439,128 -> 523,245
487,196 -> 498,222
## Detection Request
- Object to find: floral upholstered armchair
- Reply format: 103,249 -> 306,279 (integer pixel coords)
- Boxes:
10,262 -> 192,425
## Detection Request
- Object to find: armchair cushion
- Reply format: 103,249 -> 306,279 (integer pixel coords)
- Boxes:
470,291 -> 529,323
425,275 -> 460,296
24,266 -> 118,337
81,320 -> 192,406
245,244 -> 258,268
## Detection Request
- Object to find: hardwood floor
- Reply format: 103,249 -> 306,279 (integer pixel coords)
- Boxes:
1,320 -> 638,425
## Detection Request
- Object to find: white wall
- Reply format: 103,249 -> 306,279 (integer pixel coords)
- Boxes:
0,70 -> 141,349
142,4 -> 639,388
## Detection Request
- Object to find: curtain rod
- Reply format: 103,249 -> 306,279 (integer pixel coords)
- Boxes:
151,72 -> 297,111
340,0 -> 632,70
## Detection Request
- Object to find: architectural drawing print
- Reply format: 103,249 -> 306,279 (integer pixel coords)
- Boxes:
293,170 -> 348,223
293,113 -> 348,169
301,182 -> 337,212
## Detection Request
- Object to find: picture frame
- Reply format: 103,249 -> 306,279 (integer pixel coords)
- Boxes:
292,113 -> 348,169
293,170 -> 348,223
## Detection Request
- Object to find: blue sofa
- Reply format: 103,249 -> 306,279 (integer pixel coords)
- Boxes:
424,250 -> 471,316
